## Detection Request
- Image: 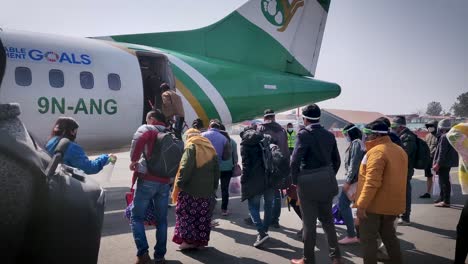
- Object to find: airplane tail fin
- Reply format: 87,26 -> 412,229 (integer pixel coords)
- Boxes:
109,0 -> 331,77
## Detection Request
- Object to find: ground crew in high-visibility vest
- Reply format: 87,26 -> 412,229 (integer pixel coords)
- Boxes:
286,122 -> 296,156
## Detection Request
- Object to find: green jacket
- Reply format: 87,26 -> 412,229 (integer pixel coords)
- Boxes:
176,144 -> 220,198
287,130 -> 296,149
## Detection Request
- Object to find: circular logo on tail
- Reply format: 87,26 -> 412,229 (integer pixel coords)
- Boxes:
261,0 -> 305,32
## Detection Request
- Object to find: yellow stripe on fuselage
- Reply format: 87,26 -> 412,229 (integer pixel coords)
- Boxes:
175,78 -> 209,127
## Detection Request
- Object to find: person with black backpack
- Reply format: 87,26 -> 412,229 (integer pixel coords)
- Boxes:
257,109 -> 289,229
240,127 -> 275,248
129,110 -> 179,264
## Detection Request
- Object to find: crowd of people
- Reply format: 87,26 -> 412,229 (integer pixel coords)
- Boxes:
41,102 -> 467,264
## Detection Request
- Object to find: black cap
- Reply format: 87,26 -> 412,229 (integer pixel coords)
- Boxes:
302,104 -> 321,121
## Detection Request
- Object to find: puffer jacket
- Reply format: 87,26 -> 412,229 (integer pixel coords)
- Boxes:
257,121 -> 289,157
240,129 -> 268,201
356,136 -> 408,215
130,122 -> 170,184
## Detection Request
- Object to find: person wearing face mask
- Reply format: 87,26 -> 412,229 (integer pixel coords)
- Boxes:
338,123 -> 365,245
419,120 -> 439,199
286,122 -> 296,156
391,116 -> 417,226
356,121 -> 407,264
45,117 -> 114,174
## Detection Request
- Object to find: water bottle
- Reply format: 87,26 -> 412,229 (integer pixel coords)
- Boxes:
101,155 -> 117,183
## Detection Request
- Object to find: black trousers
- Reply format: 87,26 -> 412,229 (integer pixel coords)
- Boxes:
220,170 -> 233,210
289,199 -> 302,219
438,166 -> 451,204
297,194 -> 341,263
455,198 -> 468,264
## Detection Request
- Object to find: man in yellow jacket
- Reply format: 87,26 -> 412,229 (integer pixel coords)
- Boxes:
355,121 -> 408,264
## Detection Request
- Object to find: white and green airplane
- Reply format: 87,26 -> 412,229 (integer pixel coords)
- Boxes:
0,0 -> 340,149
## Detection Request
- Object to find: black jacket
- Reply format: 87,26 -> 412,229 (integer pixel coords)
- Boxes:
399,128 -> 417,178
290,124 -> 341,184
240,129 -> 268,201
257,122 -> 289,157
434,133 -> 459,168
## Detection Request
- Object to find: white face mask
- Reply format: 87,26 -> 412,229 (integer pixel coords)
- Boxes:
428,127 -> 435,133
287,128 -> 293,132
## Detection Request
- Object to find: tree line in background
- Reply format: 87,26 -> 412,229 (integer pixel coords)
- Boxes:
425,92 -> 468,117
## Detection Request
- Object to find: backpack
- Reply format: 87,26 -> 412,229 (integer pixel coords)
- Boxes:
145,131 -> 184,178
414,135 -> 431,170
259,136 -> 291,189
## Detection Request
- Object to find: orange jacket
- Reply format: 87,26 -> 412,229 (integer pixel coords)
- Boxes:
356,136 -> 408,216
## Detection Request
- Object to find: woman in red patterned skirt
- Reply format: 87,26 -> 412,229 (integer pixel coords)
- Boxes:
171,128 -> 220,249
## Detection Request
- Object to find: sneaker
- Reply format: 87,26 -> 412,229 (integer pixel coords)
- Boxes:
397,218 -> 411,226
244,217 -> 254,226
434,201 -> 450,208
419,193 -> 431,199
221,210 -> 230,216
434,198 -> 443,204
253,233 -> 269,248
338,236 -> 360,245
270,222 -> 280,229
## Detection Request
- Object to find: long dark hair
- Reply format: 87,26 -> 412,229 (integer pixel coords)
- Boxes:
50,117 -> 79,141
343,123 -> 362,141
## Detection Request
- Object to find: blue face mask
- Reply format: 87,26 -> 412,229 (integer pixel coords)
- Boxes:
345,135 -> 351,143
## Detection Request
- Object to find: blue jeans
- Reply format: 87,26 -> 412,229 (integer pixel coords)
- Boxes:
131,179 -> 170,258
248,188 -> 274,235
271,189 -> 282,224
338,191 -> 356,237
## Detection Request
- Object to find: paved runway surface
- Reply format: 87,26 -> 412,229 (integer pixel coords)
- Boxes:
90,137 -> 464,264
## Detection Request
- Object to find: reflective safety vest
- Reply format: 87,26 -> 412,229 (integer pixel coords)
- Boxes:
287,131 -> 296,148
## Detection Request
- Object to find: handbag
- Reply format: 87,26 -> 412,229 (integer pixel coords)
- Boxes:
233,163 -> 242,177
124,179 -> 157,226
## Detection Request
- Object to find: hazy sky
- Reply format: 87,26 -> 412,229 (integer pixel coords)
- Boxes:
1,0 -> 466,115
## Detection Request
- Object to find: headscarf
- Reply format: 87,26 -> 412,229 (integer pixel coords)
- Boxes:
172,128 -> 217,203
446,123 -> 468,194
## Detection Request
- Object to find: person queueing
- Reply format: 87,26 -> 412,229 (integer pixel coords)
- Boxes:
356,121 -> 407,264
240,127 -> 275,248
219,124 -> 238,216
129,110 -> 171,264
161,83 -> 185,139
45,117 -> 115,174
171,128 -> 220,250
420,120 -> 439,199
338,123 -> 365,245
433,119 -> 459,207
290,104 -> 342,264
257,109 -> 289,229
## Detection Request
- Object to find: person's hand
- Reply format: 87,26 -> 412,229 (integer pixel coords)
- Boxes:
129,162 -> 138,171
342,182 -> 351,193
357,207 -> 367,220
109,154 -> 117,163
433,163 -> 440,173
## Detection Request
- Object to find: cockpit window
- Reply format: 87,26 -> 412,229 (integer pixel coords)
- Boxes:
49,69 -> 64,88
108,73 -> 121,91
80,71 -> 94,89
15,67 -> 32,86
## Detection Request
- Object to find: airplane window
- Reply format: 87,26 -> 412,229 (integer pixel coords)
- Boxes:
80,71 -> 94,89
108,73 -> 121,90
49,69 -> 64,88
15,67 -> 32,86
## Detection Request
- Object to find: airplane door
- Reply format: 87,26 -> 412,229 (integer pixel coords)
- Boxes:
0,37 -> 6,88
136,52 -> 175,123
